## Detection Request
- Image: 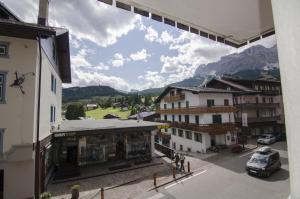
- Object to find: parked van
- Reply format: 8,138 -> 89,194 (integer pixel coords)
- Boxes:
246,147 -> 281,177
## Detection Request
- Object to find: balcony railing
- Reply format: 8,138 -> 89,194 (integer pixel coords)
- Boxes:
164,94 -> 185,102
234,103 -> 280,109
235,116 -> 280,123
157,120 -> 237,135
156,105 -> 237,114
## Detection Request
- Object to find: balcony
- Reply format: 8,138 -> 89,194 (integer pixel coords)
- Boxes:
164,94 -> 185,102
156,105 -> 237,114
235,103 -> 280,109
235,116 -> 280,123
157,120 -> 237,135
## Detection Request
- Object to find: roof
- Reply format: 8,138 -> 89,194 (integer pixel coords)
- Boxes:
53,119 -> 165,133
0,3 -> 71,83
99,0 -> 274,48
0,1 -> 21,21
128,111 -> 157,119
155,86 -> 236,103
207,78 -> 256,92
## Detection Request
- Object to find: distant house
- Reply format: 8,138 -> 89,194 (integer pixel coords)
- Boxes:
128,112 -> 160,122
86,103 -> 98,110
104,114 -> 120,119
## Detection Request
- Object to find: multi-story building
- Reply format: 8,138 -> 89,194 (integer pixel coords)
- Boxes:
155,86 -> 237,153
0,1 -> 71,198
207,76 -> 285,136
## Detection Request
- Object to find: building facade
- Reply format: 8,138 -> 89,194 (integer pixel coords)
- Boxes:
155,86 -> 237,153
0,2 -> 71,198
207,76 -> 285,136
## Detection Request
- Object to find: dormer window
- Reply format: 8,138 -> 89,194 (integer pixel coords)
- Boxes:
0,42 -> 9,58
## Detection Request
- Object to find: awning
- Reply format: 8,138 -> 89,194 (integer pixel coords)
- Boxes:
99,0 -> 274,48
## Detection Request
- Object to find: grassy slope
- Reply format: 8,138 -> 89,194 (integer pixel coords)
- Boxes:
85,107 -> 131,119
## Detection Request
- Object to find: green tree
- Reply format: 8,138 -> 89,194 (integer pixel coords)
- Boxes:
65,103 -> 86,120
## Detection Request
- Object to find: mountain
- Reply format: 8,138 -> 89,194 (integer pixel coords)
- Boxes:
194,45 -> 279,78
62,85 -> 125,102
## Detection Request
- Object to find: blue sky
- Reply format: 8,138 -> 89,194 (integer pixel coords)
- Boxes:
2,0 -> 276,91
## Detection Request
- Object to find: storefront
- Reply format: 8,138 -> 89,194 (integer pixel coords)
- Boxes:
51,119 -> 164,178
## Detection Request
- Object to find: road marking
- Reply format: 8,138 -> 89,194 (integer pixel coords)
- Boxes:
146,193 -> 165,199
165,170 -> 207,190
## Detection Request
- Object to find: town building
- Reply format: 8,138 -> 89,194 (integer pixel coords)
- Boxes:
155,86 -> 237,153
206,76 -> 285,136
52,119 -> 163,179
128,111 -> 160,122
0,1 -> 71,198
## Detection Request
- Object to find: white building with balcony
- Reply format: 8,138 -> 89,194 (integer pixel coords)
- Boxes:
155,86 -> 237,153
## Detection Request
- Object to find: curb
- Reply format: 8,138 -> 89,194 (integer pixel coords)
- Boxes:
147,172 -> 194,191
52,162 -> 164,184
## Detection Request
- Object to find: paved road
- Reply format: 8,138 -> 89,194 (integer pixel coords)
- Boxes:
134,142 -> 290,199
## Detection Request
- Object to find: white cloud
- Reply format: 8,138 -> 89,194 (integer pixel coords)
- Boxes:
110,53 -> 127,68
2,0 -> 143,48
130,49 -> 151,62
159,31 -> 174,44
144,26 -> 159,42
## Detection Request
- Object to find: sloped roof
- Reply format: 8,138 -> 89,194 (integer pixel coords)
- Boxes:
155,86 -> 236,103
208,78 -> 255,92
99,0 -> 274,48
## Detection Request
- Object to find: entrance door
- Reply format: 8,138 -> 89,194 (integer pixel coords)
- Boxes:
67,146 -> 78,165
211,135 -> 216,146
0,170 -> 3,199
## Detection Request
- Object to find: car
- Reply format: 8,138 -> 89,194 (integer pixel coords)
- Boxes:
257,134 -> 276,145
246,146 -> 281,177
231,144 -> 244,153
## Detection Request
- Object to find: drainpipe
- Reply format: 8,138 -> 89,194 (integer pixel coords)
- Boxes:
34,34 -> 43,199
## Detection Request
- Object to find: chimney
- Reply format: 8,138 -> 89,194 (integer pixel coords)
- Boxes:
37,0 -> 49,26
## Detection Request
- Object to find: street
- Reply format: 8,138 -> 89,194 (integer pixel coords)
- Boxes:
134,142 -> 290,199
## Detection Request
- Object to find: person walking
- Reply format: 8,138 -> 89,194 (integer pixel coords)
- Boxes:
175,153 -> 180,169
180,154 -> 185,172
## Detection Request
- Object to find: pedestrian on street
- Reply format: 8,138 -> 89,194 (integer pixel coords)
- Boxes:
175,153 -> 180,169
180,154 -> 185,172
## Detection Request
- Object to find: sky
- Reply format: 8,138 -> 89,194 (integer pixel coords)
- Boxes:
2,0 -> 277,91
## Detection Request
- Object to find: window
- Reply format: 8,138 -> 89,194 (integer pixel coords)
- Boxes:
180,144 -> 183,150
172,115 -> 175,122
256,97 -> 259,104
184,115 -> 189,123
164,115 -> 167,121
207,99 -> 215,107
0,72 -> 7,103
52,41 -> 56,62
50,106 -> 56,123
178,102 -> 181,108
195,115 -> 199,124
269,97 -> 273,103
262,97 -> 266,103
187,147 -> 191,152
212,115 -> 222,124
224,99 -> 229,106
186,101 -> 189,108
178,130 -> 183,137
164,128 -> 168,132
172,103 -> 174,109
164,104 -> 167,109
170,91 -> 175,96
194,133 -> 202,142
0,129 -> 4,154
172,128 -> 177,135
185,131 -> 192,140
51,74 -> 56,93
178,115 -> 182,122
172,142 -> 176,150
0,42 -> 9,58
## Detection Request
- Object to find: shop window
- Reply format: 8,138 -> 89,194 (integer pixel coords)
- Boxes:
185,131 -> 192,140
178,130 -> 183,137
172,128 -> 177,135
194,133 -> 202,142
